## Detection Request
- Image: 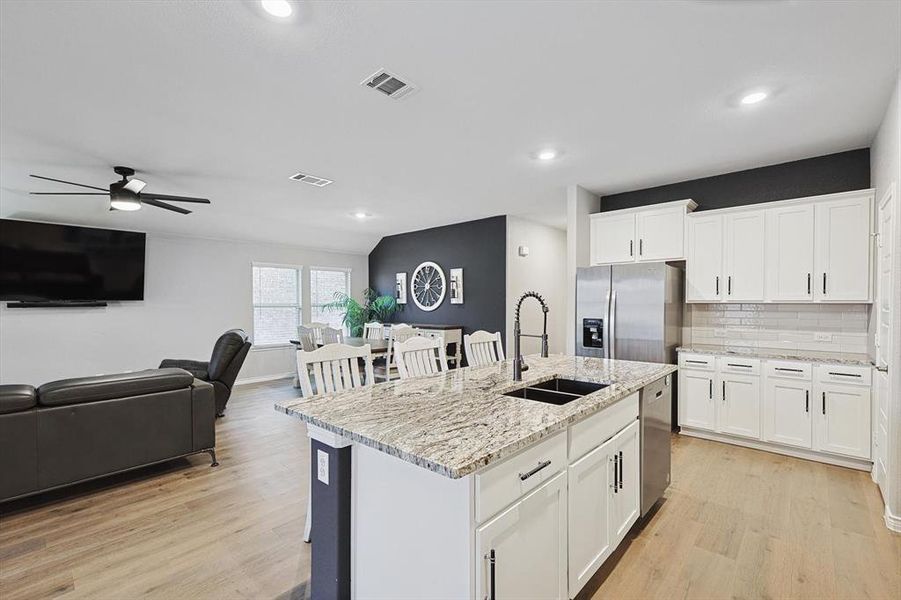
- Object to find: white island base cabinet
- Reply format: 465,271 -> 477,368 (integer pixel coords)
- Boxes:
350,394 -> 642,599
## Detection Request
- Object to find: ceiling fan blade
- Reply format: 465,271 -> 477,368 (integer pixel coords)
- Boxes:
142,198 -> 192,215
30,192 -> 109,195
140,192 -> 210,204
29,174 -> 109,192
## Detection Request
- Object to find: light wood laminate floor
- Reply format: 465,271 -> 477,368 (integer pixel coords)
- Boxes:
1,379 -> 898,600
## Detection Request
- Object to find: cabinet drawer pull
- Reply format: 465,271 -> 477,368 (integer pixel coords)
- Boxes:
618,450 -> 623,489
828,371 -> 861,378
519,460 -> 551,481
485,549 -> 496,600
727,363 -> 752,368
775,367 -> 803,373
685,359 -> 708,365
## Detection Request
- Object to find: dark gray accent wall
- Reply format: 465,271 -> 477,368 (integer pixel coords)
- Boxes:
368,216 -> 506,345
601,149 -> 870,212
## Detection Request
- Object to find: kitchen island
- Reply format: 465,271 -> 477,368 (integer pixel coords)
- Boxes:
275,354 -> 676,599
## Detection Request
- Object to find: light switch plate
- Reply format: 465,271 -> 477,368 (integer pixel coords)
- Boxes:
814,333 -> 832,342
317,449 -> 329,485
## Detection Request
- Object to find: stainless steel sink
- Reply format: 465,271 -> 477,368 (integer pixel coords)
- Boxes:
503,377 -> 609,406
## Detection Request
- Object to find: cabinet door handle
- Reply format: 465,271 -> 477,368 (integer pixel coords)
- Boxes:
715,276 -> 720,296
612,454 -> 619,493
805,390 -> 809,413
618,450 -> 624,489
728,276 -> 732,296
822,391 -> 826,415
629,240 -> 633,257
639,239 -> 643,256
709,378 -> 713,399
823,273 -> 827,295
722,380 -> 726,402
519,460 -> 551,481
485,549 -> 496,600
807,273 -> 811,295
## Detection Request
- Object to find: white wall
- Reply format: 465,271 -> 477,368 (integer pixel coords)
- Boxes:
506,217 -> 567,356
871,70 -> 901,529
564,185 -> 601,354
0,232 -> 368,386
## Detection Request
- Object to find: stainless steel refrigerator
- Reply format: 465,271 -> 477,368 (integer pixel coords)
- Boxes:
576,262 -> 683,517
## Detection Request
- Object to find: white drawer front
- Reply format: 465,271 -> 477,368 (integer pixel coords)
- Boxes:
475,431 -> 566,524
679,353 -> 715,371
764,360 -> 812,380
568,393 -> 639,463
815,364 -> 871,387
718,356 -> 760,376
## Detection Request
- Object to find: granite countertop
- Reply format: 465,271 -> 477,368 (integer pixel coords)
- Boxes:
677,344 -> 872,367
275,355 -> 675,479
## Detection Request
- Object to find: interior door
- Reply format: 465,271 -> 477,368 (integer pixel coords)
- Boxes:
763,378 -> 812,449
610,420 -> 640,543
679,370 -> 715,431
766,204 -> 814,301
719,374 -> 761,440
815,385 -> 871,459
475,472 -> 567,600
874,187 -> 894,489
636,205 -> 685,261
814,195 -> 871,301
567,440 -> 613,595
724,211 -> 765,301
593,214 -> 636,264
686,214 -> 723,302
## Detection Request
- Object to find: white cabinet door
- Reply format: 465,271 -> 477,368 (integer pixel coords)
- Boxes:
679,370 -> 715,431
475,472 -> 567,600
724,211 -> 766,301
636,205 -> 686,261
609,420 -> 640,543
592,213 -> 636,265
814,196 -> 872,302
763,377 -> 812,449
567,440 -> 613,595
686,214 -> 723,302
814,385 -> 871,459
719,374 -> 761,440
766,204 -> 815,301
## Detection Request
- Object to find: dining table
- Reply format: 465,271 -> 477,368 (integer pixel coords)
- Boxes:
290,337 -> 390,355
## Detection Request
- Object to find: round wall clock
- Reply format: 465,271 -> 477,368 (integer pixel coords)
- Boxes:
410,261 -> 446,312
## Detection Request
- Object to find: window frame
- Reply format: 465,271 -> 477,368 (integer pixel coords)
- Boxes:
309,266 -> 352,333
251,262 -> 304,349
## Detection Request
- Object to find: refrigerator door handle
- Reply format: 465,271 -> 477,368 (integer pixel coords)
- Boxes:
610,290 -> 617,360
603,291 -> 611,359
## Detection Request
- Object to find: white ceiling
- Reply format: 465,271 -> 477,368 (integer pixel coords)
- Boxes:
1,0 -> 899,254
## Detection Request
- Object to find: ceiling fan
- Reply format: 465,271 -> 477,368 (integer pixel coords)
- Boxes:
29,166 -> 211,215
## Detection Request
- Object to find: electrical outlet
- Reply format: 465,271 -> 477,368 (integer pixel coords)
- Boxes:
814,333 -> 832,342
317,449 -> 329,485
714,328 -> 726,338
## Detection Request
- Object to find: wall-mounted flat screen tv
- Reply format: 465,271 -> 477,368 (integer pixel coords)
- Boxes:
0,219 -> 146,301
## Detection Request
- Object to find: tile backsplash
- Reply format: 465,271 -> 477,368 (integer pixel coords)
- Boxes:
686,303 -> 869,354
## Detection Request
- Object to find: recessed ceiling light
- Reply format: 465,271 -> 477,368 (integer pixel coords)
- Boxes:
353,211 -> 370,219
537,149 -> 558,161
261,0 -> 292,18
740,91 -> 768,105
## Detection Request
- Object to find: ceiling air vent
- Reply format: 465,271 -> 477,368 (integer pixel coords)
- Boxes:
289,172 -> 333,187
361,68 -> 417,99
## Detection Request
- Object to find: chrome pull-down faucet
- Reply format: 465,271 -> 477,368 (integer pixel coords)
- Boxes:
513,291 -> 549,381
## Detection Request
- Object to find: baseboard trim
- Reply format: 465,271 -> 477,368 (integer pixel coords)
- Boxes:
235,372 -> 294,386
678,428 -> 873,471
885,507 -> 901,533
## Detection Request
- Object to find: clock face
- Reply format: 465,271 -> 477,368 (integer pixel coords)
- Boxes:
411,261 -> 446,312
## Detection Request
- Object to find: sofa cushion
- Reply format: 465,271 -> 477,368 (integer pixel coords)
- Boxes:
0,384 -> 37,414
37,368 -> 195,407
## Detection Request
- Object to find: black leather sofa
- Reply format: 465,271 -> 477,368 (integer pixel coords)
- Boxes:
160,329 -> 251,417
0,368 -> 216,503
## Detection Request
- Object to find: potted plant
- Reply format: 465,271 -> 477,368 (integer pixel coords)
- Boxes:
324,288 -> 398,337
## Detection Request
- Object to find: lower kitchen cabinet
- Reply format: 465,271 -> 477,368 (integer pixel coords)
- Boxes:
679,370 -> 715,431
763,377 -> 812,449
719,374 -> 761,440
476,471 -> 568,600
610,420 -> 640,541
815,384 -> 871,459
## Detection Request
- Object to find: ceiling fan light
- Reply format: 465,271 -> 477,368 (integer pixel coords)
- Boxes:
110,197 -> 142,211
123,178 -> 146,194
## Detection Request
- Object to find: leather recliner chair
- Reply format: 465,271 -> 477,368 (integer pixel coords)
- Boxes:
160,329 -> 252,417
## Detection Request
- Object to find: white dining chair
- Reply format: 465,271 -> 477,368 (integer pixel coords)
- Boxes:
296,343 -> 374,543
375,324 -> 419,381
304,322 -> 328,345
293,326 -> 318,388
320,326 -> 344,345
393,335 -> 449,380
464,330 -> 505,367
362,322 -> 384,340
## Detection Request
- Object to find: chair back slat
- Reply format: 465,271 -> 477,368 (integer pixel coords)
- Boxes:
394,336 -> 448,380
362,322 -> 384,340
320,327 -> 344,345
297,326 -> 317,352
464,330 -> 505,367
297,343 -> 374,397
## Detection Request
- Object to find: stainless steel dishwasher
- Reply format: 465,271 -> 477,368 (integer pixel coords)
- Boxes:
639,375 -> 672,516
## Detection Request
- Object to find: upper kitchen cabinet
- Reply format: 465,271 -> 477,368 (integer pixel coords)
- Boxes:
814,194 -> 872,302
765,203 -> 815,301
686,210 -> 766,302
686,214 -> 724,302
590,199 -> 697,265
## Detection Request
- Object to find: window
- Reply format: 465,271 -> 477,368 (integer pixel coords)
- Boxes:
310,268 -> 351,330
252,264 -> 302,346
